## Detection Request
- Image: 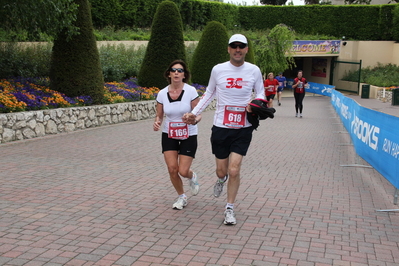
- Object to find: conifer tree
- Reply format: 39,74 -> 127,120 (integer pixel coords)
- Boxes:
245,36 -> 256,65
190,21 -> 229,86
50,0 -> 104,104
138,1 -> 186,89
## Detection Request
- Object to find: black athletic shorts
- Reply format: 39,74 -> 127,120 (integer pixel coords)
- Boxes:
162,132 -> 197,158
210,126 -> 253,159
266,94 -> 276,101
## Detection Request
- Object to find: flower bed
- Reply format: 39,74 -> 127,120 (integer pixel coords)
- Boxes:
0,77 -> 206,113
0,77 -> 208,143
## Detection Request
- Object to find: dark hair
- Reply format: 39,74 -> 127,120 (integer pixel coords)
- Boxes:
164,59 -> 191,84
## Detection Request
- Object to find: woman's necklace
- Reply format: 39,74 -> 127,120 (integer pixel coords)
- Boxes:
169,85 -> 183,93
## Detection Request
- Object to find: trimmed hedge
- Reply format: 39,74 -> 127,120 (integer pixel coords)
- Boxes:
89,0 -> 399,41
138,1 -> 186,89
190,21 -> 229,86
393,5 -> 399,41
50,0 -> 104,104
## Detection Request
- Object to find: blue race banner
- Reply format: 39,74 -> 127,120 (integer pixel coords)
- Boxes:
307,82 -> 334,97
285,80 -> 334,97
331,90 -> 399,189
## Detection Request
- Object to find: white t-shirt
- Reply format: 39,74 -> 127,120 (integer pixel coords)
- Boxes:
191,61 -> 265,128
156,83 -> 199,136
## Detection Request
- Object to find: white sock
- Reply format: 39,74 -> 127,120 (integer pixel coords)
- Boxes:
226,203 -> 234,209
179,194 -> 187,199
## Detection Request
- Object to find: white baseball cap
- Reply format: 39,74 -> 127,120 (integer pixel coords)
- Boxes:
228,34 -> 247,45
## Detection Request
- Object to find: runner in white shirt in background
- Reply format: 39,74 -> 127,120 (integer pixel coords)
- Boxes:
183,34 -> 265,225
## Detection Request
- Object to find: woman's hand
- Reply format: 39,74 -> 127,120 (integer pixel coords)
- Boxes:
153,120 -> 161,131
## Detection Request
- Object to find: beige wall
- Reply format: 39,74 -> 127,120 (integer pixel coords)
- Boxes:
338,41 -> 399,68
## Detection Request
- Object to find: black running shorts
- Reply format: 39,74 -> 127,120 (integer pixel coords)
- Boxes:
210,126 -> 253,159
161,132 -> 197,158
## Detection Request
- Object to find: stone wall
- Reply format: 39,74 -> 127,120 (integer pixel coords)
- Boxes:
0,100 -> 216,144
377,90 -> 393,103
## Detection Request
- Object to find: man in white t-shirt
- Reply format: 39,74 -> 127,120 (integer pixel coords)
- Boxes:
183,34 -> 265,225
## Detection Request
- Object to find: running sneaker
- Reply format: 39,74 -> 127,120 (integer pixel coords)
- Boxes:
214,176 -> 227,198
189,172 -> 200,196
173,197 -> 187,210
224,208 -> 236,225
278,102 -> 281,106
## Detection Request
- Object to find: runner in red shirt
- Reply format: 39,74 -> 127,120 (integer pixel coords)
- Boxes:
263,72 -> 279,107
292,70 -> 308,118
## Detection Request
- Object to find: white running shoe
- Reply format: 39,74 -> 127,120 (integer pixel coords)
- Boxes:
189,172 -> 200,196
214,176 -> 227,198
224,208 -> 236,225
173,197 -> 187,210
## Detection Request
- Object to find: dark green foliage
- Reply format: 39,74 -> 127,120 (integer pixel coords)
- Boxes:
260,0 -> 287,5
90,0 -> 123,28
238,4 -> 396,41
99,44 -> 146,82
138,1 -> 186,89
0,43 -> 52,78
0,0 -> 79,40
88,0 -> 240,30
379,4 -> 396,41
245,36 -> 255,65
393,5 -> 399,42
50,0 -> 104,104
341,63 -> 399,87
190,21 -> 229,86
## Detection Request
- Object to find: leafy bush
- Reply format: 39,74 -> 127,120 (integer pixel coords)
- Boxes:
341,63 -> 399,87
0,42 -> 52,78
99,44 -> 146,82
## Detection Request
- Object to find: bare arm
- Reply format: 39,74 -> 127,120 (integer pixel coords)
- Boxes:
153,102 -> 164,131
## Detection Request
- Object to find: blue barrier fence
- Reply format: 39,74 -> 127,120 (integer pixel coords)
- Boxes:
306,82 -> 399,190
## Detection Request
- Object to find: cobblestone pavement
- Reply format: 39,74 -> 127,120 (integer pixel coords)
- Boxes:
1,94 -> 398,266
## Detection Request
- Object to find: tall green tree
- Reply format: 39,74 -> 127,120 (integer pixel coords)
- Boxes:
50,0 -> 104,104
0,0 -> 79,40
138,1 -> 186,89
190,21 -> 229,86
254,24 -> 296,75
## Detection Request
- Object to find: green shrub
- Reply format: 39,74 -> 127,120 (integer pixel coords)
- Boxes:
138,1 -> 186,89
0,42 -> 52,78
50,0 -> 104,104
341,63 -> 399,87
190,21 -> 229,86
99,43 -> 146,82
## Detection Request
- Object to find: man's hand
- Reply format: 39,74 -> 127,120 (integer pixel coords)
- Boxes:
182,113 -> 197,125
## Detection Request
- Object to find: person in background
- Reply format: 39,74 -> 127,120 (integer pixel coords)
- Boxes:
292,70 -> 307,118
263,72 -> 279,107
153,59 -> 201,210
182,34 -> 265,225
275,72 -> 287,106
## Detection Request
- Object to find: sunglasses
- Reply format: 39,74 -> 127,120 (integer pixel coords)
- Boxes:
229,43 -> 247,49
170,68 -> 184,73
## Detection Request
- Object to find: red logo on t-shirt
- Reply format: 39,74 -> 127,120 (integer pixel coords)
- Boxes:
226,78 -> 243,89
